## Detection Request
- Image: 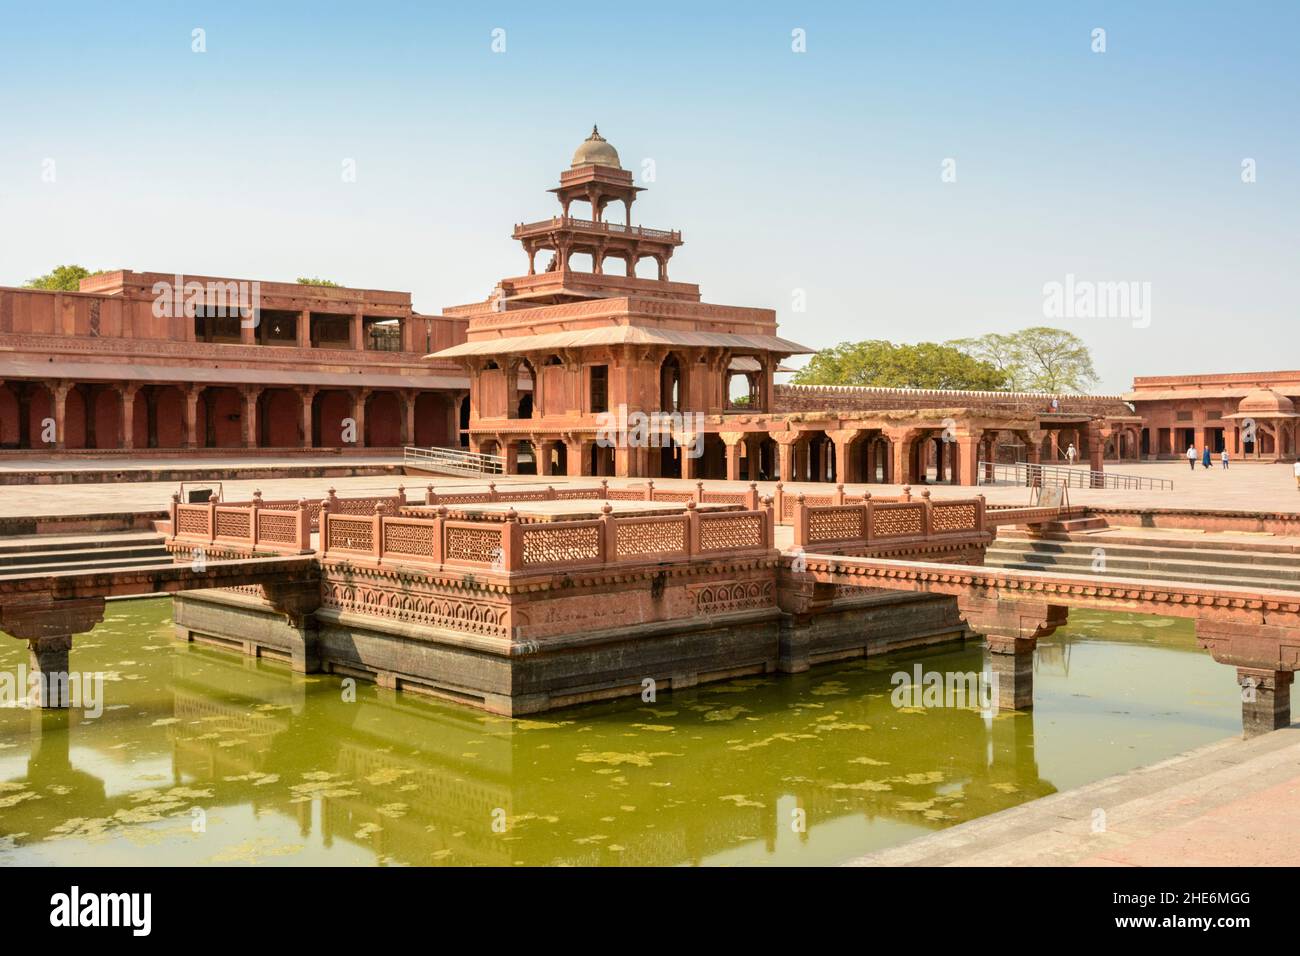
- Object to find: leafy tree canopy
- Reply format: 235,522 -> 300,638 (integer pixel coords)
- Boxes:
296,277 -> 340,287
947,327 -> 1098,393
791,340 -> 1009,391
24,264 -> 103,291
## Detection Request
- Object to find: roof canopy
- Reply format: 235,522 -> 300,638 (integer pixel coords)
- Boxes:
427,325 -> 813,360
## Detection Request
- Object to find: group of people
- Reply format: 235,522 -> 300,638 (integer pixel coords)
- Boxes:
1186,445 -> 1229,470
1061,440 -> 1299,487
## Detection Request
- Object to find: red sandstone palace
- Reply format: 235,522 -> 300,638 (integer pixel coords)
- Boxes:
1,127 -> 1295,475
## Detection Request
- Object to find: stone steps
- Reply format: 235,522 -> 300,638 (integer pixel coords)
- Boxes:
995,533 -> 1300,565
986,536 -> 1300,592
0,531 -> 169,577
1037,516 -> 1109,533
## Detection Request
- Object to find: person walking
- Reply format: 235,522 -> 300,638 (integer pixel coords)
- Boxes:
1202,446 -> 1212,469
1186,445 -> 1197,471
1294,458 -> 1300,490
1065,442 -> 1077,466
1221,449 -> 1229,469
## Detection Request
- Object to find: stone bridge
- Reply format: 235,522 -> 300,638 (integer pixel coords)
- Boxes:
783,552 -> 1300,736
9,483 -> 1289,734
0,556 -> 319,704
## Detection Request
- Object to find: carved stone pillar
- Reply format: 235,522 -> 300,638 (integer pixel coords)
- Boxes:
681,426 -> 702,480
1088,419 -> 1105,485
883,427 -> 916,486
350,310 -> 364,351
352,388 -> 370,448
447,392 -> 466,447
828,429 -> 858,484
402,391 -> 416,447
774,433 -> 798,483
183,386 -> 200,450
955,429 -> 981,486
120,383 -> 139,451
565,437 -> 586,477
720,432 -> 745,481
299,387 -> 316,448
242,386 -> 261,448
50,381 -> 70,450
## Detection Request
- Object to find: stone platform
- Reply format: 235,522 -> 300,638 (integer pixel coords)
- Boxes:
163,486 -> 987,715
846,727 -> 1300,867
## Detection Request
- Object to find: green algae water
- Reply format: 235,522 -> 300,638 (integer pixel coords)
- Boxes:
0,598 -> 1244,866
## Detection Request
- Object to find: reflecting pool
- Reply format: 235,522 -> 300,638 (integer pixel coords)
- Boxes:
0,598 -> 1242,865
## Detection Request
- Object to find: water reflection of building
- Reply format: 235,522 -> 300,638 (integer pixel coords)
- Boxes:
2,640 -> 1065,865
157,643 -> 1059,865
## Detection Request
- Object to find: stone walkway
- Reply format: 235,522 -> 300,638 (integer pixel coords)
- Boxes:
845,727 -> 1300,866
4,460 -> 1297,520
0,453 -> 403,473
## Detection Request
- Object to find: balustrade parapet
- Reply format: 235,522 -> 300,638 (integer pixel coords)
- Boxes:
169,482 -> 798,569
790,492 -> 988,550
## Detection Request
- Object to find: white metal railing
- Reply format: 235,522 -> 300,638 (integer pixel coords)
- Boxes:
404,445 -> 505,477
978,460 -> 1173,492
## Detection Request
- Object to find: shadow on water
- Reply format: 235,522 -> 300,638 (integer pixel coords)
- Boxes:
0,601 -> 1241,866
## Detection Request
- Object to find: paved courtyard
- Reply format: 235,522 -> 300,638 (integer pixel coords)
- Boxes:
846,728 -> 1300,867
3,459 -> 1297,520
0,453 -> 404,474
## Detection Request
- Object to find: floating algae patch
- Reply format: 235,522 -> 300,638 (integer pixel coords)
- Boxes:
703,706 -> 749,722
0,598 -> 1245,866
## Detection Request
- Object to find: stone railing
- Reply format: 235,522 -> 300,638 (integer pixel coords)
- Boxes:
513,216 -> 681,242
421,480 -> 761,512
983,504 -> 1086,527
790,490 -> 987,551
227,489 -> 409,534
169,492 -> 313,554
772,482 -> 908,523
319,499 -> 775,574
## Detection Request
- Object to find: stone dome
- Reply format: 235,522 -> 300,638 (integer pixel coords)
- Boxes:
571,125 -> 621,168
1237,387 -> 1296,415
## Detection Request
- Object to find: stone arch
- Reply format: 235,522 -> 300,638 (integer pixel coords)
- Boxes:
130,385 -> 186,448
313,389 -> 352,447
414,392 -> 450,447
660,352 -> 685,413
365,391 -> 402,447
516,439 -> 537,475
589,441 -> 615,476
197,386 -> 243,448
258,388 -> 302,447
0,383 -> 18,447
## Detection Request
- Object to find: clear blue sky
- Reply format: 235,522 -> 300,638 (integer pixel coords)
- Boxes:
2,1 -> 1296,393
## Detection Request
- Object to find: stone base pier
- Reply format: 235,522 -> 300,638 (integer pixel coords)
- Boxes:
959,599 -> 1069,712
1236,668 -> 1294,738
0,596 -> 106,709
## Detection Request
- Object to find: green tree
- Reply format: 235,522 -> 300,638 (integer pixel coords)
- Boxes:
791,340 -> 1009,390
297,277 -> 340,287
948,327 -> 1098,392
23,264 -> 103,291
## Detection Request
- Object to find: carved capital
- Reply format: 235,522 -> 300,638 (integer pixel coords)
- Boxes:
0,596 -> 106,642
